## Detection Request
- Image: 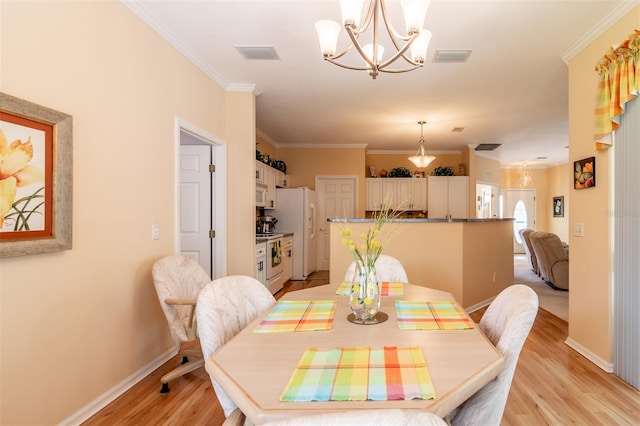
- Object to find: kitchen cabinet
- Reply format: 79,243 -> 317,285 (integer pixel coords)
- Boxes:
265,166 -> 277,208
427,176 -> 468,219
255,241 -> 267,289
366,178 -> 427,211
282,235 -> 293,282
256,160 -> 266,185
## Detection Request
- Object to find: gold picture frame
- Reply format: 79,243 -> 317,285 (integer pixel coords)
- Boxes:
0,93 -> 73,257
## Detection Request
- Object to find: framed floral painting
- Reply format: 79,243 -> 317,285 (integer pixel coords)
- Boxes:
0,93 -> 73,257
574,157 -> 595,189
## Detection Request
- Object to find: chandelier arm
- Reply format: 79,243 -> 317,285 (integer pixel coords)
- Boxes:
377,64 -> 422,74
345,26 -> 377,69
378,34 -> 420,70
324,58 -> 372,72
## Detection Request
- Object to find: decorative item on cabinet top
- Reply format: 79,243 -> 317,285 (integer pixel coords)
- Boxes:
433,166 -> 455,176
256,150 -> 287,173
387,167 -> 412,177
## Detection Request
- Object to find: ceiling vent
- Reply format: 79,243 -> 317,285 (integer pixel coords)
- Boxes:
433,49 -> 472,63
475,144 -> 502,151
235,46 -> 280,60
450,127 -> 465,132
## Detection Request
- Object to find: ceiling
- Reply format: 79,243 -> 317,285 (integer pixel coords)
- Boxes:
124,0 -> 638,168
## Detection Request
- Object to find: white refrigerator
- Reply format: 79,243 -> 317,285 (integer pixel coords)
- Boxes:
266,187 -> 317,280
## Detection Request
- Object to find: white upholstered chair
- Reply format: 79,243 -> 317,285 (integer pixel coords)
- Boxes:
151,255 -> 211,393
196,275 -> 276,422
343,254 -> 409,283
447,284 -> 538,425
263,409 -> 447,426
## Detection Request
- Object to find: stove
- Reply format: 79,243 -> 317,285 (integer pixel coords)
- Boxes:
256,233 -> 284,240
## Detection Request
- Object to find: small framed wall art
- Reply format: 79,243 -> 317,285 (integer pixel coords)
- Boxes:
553,196 -> 564,217
574,157 -> 595,189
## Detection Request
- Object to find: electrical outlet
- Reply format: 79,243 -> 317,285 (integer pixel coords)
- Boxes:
152,224 -> 160,240
574,223 -> 584,237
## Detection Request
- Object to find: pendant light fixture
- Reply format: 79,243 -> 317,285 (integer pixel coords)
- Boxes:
408,120 -> 435,168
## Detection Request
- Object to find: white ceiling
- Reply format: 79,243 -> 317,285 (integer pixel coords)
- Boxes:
124,0 -> 638,168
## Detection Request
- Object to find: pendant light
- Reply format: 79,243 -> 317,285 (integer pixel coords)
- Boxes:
408,120 -> 435,168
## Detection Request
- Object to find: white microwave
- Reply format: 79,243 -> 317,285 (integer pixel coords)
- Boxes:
256,184 -> 268,207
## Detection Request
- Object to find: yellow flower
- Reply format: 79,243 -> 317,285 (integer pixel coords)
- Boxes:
0,129 -> 43,227
363,297 -> 373,305
352,284 -> 360,292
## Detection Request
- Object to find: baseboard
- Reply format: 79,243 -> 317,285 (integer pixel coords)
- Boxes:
465,297 -> 495,314
564,337 -> 614,373
59,347 -> 177,426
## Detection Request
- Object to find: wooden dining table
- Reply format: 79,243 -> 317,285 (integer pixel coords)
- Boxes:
205,283 -> 504,425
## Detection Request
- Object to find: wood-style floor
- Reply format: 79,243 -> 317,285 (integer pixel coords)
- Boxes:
83,273 -> 640,426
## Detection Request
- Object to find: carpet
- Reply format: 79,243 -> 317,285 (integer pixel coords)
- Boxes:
514,255 -> 568,321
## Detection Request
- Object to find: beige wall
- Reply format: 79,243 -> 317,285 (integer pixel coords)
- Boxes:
567,6 -> 640,366
277,147 -> 367,216
1,2 -> 255,424
468,151 -> 502,217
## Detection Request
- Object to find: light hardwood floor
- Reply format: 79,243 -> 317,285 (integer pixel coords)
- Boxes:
83,274 -> 640,426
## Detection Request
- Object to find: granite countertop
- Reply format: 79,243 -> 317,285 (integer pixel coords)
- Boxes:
328,218 -> 514,223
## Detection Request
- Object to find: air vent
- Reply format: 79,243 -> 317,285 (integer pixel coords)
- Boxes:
475,144 -> 502,151
235,46 -> 280,60
433,49 -> 472,63
451,127 -> 465,132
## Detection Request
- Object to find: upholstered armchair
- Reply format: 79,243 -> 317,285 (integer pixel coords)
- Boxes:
518,228 -> 539,275
529,231 -> 569,290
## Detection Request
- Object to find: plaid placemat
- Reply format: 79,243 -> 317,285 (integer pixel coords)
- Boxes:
280,346 -> 436,402
395,300 -> 475,330
336,281 -> 404,296
254,300 -> 337,333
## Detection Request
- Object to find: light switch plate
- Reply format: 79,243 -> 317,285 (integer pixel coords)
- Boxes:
574,223 -> 584,237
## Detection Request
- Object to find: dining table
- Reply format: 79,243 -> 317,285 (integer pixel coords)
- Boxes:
205,282 -> 505,425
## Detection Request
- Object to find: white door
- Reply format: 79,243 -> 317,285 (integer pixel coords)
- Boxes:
315,176 -> 357,271
180,144 -> 212,275
502,189 -> 536,253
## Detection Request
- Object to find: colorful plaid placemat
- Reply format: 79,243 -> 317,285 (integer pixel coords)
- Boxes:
395,300 -> 475,330
280,346 -> 436,402
254,300 -> 337,333
336,281 -> 404,296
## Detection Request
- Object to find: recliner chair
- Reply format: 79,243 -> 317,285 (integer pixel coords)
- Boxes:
518,228 -> 539,275
529,231 -> 569,290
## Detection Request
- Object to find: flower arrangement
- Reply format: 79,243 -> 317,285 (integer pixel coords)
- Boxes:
336,199 -> 404,320
338,199 -> 403,272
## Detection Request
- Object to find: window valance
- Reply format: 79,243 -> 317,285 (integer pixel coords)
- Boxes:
594,29 -> 639,151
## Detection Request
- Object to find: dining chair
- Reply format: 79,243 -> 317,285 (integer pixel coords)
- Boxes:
262,409 -> 448,425
151,255 -> 211,393
343,254 -> 409,283
195,275 -> 276,421
447,284 -> 538,425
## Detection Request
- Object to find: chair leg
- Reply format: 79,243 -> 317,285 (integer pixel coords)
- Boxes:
160,382 -> 170,394
159,355 -> 205,393
181,356 -> 189,365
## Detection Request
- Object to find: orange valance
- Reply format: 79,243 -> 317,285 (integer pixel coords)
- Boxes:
594,29 -> 640,151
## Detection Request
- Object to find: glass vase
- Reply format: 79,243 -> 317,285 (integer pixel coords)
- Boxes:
349,259 -> 381,322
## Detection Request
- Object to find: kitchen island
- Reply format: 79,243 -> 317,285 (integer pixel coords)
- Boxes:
330,218 -> 514,310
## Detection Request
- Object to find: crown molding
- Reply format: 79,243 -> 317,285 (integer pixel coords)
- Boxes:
277,143 -> 369,149
367,149 -> 462,155
560,0 -> 640,64
121,0 -> 256,93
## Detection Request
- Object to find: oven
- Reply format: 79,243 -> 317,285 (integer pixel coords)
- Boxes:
262,234 -> 284,295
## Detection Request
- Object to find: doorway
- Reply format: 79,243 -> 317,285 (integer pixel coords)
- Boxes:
177,119 -> 227,279
475,181 -> 499,218
502,189 -> 536,253
314,176 -> 358,271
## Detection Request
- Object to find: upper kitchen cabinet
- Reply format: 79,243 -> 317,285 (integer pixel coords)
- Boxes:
256,160 -> 288,208
427,176 -> 468,219
366,178 -> 427,211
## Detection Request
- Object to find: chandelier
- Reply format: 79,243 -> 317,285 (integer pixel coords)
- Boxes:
408,121 -> 435,168
315,0 -> 432,79
520,163 -> 532,187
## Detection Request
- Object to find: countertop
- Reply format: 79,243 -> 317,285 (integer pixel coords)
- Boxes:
328,218 -> 514,223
